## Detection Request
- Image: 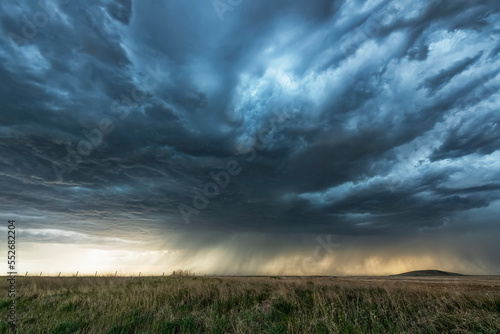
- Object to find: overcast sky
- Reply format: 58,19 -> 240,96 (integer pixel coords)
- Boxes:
1,0 -> 500,275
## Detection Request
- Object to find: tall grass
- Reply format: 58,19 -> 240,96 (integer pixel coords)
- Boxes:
0,276 -> 499,333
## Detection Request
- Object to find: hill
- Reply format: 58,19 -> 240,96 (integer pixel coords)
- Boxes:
393,270 -> 464,277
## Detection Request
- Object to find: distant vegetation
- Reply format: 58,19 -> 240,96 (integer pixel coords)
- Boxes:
170,269 -> 196,277
0,275 -> 499,333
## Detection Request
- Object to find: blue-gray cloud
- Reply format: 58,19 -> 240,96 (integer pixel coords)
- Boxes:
1,0 -> 500,273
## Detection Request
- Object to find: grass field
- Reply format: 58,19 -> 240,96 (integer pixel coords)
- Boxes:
1,275 -> 499,333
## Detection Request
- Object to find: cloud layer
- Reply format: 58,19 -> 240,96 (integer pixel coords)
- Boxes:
1,0 -> 500,274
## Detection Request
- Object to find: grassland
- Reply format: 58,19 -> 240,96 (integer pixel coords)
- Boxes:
1,275 -> 499,333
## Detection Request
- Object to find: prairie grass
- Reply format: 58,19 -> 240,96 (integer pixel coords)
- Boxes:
0,275 -> 499,333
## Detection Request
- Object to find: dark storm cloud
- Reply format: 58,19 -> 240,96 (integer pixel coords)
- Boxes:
106,0 -> 132,25
431,112 -> 500,161
421,53 -> 483,95
424,54 -> 481,94
1,0 -> 500,273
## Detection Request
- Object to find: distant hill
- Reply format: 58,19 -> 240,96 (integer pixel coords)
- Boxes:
393,270 -> 464,277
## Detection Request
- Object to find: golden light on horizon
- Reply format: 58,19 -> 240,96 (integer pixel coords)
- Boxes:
19,238 -> 492,277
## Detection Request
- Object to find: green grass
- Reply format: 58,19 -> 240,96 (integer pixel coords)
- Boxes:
0,276 -> 499,333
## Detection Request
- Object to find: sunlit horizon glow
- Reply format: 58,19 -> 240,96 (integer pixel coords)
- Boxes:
15,224 -> 500,276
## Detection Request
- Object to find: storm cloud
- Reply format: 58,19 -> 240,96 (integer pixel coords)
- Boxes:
1,0 -> 500,275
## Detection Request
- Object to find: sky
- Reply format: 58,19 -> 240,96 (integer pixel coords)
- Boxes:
1,0 -> 499,276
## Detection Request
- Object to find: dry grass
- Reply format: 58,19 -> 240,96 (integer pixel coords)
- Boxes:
1,275 -> 499,333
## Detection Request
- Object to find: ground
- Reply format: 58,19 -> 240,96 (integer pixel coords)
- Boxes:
0,275 -> 499,333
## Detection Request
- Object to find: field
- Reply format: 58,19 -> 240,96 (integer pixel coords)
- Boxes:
1,275 -> 499,333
